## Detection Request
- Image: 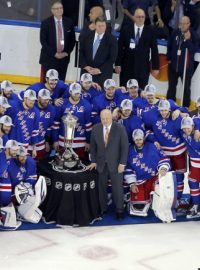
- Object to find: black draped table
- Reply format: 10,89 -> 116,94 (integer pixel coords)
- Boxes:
38,158 -> 100,226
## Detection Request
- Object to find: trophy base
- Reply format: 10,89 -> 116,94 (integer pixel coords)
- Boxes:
52,154 -> 87,173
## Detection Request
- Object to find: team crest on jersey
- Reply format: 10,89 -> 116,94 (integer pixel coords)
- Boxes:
18,116 -> 24,121
28,112 -> 35,119
45,112 -> 51,118
138,153 -> 143,159
16,172 -> 23,180
2,171 -> 8,178
17,111 -> 23,117
77,106 -> 84,112
20,120 -> 26,125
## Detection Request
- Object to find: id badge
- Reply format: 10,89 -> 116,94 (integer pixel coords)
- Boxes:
177,49 -> 181,56
60,39 -> 64,46
129,42 -> 135,49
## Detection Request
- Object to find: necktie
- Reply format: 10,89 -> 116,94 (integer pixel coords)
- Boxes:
57,20 -> 64,53
135,27 -> 140,46
92,35 -> 101,59
104,127 -> 109,146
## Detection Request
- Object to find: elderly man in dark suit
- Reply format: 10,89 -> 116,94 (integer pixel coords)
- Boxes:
79,16 -> 118,87
115,8 -> 160,88
39,1 -> 75,81
89,109 -> 129,219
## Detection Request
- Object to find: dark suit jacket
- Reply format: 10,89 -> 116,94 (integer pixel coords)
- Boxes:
79,30 -> 118,86
90,122 -> 129,173
39,16 -> 75,66
115,24 -> 159,84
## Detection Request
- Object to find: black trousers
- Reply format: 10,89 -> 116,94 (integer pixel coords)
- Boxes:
167,64 -> 192,108
42,57 -> 69,82
98,164 -> 124,213
120,69 -> 149,89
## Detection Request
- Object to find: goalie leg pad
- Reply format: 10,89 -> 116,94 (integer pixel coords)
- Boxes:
152,172 -> 177,223
17,196 -> 42,223
0,202 -> 21,230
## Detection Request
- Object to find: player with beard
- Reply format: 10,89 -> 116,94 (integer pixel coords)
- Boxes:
0,96 -> 11,117
8,146 -> 37,190
141,99 -> 190,209
180,117 -> 200,218
0,140 -> 19,207
53,83 -> 92,160
124,129 -> 170,217
113,99 -> 144,143
0,115 -> 13,145
29,89 -> 56,160
78,73 -> 102,104
63,73 -> 102,103
0,81 -> 19,108
9,90 -> 40,158
18,69 -> 68,106
91,79 -> 121,124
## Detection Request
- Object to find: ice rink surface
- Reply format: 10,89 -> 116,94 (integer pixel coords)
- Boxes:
1,222 -> 200,270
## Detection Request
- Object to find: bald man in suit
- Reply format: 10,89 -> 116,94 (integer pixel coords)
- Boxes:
89,109 -> 129,219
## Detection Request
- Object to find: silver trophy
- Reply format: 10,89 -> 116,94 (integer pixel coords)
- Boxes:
55,111 -> 80,170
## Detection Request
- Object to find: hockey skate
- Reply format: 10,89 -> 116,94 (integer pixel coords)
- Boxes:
176,198 -> 190,216
186,205 -> 200,219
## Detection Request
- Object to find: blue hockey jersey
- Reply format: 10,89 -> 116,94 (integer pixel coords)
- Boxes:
8,156 -> 37,188
92,93 -> 121,124
18,80 -> 68,102
53,98 -> 92,148
124,141 -> 171,185
141,109 -> 186,156
9,100 -> 40,147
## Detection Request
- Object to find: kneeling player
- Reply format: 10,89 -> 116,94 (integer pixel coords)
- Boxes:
124,129 -> 171,217
181,117 -> 200,218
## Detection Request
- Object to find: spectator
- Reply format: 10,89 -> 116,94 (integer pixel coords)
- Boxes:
79,5 -> 104,43
115,8 -> 159,88
122,0 -> 164,27
166,16 -> 198,108
39,1 -> 75,81
79,16 -> 118,87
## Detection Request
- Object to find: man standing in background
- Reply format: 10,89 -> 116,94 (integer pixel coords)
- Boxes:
79,16 -> 118,87
115,8 -> 159,88
39,1 -> 75,81
166,16 -> 197,108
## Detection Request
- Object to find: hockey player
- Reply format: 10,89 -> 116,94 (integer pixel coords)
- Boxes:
53,82 -> 92,159
113,99 -> 144,143
0,96 -> 11,117
180,117 -> 200,218
0,139 -> 22,230
9,90 -> 40,158
18,69 -> 68,106
0,140 -> 19,207
0,115 -> 13,145
91,79 -> 121,124
79,73 -> 102,103
8,146 -> 37,189
118,79 -> 146,113
0,80 -> 19,107
33,89 -> 56,160
141,99 -> 187,204
124,129 -> 171,217
8,146 -> 46,224
190,96 -> 200,118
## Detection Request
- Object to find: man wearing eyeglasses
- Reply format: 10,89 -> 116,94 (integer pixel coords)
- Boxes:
39,1 -> 75,81
115,8 -> 159,88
